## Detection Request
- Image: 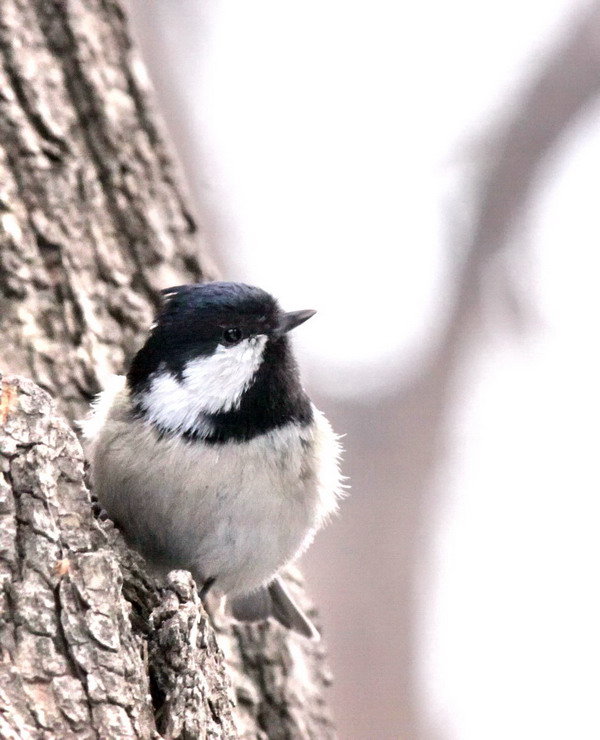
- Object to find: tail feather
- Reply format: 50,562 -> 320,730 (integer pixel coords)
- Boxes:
268,576 -> 320,641
229,575 -> 320,641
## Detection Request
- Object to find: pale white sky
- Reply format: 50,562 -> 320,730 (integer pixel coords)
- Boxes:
134,0 -> 587,391
424,102 -> 600,739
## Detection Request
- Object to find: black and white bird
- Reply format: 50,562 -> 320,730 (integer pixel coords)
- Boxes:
83,282 -> 343,639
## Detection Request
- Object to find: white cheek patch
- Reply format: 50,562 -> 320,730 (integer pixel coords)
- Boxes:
139,335 -> 268,432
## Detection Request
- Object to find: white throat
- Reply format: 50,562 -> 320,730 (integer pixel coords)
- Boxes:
138,334 -> 268,432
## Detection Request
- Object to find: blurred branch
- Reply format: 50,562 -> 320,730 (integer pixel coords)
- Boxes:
336,4 -> 600,737
471,1 -> 600,263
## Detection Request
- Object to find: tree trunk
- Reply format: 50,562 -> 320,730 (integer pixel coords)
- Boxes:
0,1 -> 334,737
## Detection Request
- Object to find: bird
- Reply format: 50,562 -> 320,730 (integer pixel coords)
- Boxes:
82,281 -> 344,639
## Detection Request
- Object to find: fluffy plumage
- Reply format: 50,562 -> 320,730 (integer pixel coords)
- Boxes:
83,282 -> 344,638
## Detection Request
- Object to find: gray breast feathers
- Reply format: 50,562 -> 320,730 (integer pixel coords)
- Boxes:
83,376 -> 344,598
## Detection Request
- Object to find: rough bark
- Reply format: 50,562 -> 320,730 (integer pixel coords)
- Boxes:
0,1 -> 334,738
0,372 -> 237,738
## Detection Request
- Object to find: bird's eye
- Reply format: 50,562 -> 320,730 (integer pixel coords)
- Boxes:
222,327 -> 243,346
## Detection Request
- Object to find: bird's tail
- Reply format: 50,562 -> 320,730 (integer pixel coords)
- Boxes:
229,575 -> 320,641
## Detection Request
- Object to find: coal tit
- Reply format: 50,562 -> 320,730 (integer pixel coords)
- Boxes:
83,282 -> 343,639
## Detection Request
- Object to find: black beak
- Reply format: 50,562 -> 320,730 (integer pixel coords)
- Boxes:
274,309 -> 317,337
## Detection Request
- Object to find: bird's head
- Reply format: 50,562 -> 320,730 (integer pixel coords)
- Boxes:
127,282 -> 316,439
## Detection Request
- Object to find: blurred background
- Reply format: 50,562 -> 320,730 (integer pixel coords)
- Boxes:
126,2 -> 600,738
